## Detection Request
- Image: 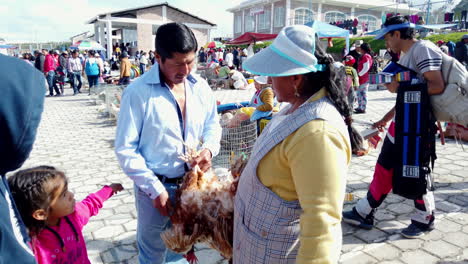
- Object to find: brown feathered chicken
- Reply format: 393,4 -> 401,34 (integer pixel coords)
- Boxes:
161,148 -> 247,261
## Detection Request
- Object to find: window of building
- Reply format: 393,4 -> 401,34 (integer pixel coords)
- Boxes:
274,6 -> 285,27
258,9 -> 271,30
245,13 -> 255,32
357,15 -> 378,32
324,11 -> 346,23
235,15 -> 242,33
294,8 -> 314,25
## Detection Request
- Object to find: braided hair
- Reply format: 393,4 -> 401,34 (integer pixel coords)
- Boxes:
8,166 -> 67,236
296,38 -> 363,152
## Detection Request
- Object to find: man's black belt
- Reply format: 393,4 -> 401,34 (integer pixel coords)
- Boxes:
156,174 -> 184,184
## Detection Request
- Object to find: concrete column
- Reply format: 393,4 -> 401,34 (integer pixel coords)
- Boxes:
318,3 -> 322,21
94,23 -> 99,42
286,0 -> 291,26
106,15 -> 112,60
242,9 -> 245,33
351,7 -> 355,19
162,5 -> 167,23
270,2 -> 274,33
255,14 -> 258,32
99,22 -> 105,45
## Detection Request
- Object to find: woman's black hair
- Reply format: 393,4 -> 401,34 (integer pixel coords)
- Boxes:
88,50 -> 96,56
155,22 -> 198,62
384,15 -> 415,40
360,43 -> 372,54
297,38 -> 363,153
8,166 -> 67,236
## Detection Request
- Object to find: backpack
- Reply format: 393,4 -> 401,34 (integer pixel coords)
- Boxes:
430,53 -> 468,127
85,59 -> 100,76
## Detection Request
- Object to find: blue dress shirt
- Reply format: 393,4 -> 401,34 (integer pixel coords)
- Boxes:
115,65 -> 221,199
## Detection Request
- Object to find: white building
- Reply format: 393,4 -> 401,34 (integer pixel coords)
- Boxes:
86,2 -> 216,59
227,0 -> 419,38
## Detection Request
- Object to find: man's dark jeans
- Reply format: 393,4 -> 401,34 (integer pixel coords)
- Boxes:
70,71 -> 82,94
46,70 -> 60,96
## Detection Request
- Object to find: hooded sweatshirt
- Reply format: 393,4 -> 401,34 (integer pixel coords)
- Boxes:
0,54 -> 45,264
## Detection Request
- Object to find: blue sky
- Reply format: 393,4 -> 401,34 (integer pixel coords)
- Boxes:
1,0 -> 458,43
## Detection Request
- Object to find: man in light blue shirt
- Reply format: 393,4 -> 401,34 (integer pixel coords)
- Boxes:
115,23 -> 221,264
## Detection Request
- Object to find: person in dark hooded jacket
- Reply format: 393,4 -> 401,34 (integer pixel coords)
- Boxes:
454,34 -> 468,69
0,54 -> 45,264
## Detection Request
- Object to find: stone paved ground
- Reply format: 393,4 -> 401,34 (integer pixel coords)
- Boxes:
16,85 -> 468,263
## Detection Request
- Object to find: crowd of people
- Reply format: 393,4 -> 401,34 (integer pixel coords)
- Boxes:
1,15 -> 467,264
17,46 -> 158,96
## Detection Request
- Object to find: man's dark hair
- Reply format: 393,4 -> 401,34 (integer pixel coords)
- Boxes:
155,22 -> 198,62
384,15 -> 415,40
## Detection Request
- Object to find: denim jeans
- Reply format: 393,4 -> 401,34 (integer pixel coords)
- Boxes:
46,70 -> 60,95
87,75 -> 99,90
134,184 -> 188,264
140,63 -> 146,75
70,71 -> 82,93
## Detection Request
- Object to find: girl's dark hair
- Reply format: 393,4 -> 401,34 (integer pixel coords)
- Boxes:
360,43 -> 372,54
88,50 -> 96,56
155,22 -> 198,62
297,38 -> 363,152
384,15 -> 415,40
8,166 -> 67,236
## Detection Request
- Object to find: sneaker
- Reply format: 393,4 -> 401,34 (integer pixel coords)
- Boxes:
342,207 -> 374,230
354,108 -> 366,114
401,222 -> 434,239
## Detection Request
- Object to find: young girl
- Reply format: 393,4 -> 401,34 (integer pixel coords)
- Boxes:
8,166 -> 123,264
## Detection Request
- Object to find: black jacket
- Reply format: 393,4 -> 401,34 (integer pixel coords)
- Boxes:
454,41 -> 468,65
34,53 -> 45,72
0,54 -> 44,264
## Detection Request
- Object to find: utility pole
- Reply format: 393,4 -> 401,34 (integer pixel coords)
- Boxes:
426,0 -> 432,25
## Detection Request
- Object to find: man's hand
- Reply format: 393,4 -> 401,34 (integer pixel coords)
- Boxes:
153,190 -> 172,217
384,77 -> 399,93
372,119 -> 388,131
372,106 -> 395,132
191,148 -> 212,172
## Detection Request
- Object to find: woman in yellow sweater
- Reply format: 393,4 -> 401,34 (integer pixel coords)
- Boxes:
233,25 -> 362,264
119,52 -> 132,85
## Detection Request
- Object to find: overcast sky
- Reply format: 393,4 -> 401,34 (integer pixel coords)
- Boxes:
1,0 -> 458,43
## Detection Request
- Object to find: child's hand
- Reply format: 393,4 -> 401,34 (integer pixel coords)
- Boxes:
109,183 -> 124,194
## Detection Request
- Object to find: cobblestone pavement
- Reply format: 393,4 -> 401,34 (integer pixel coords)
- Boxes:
17,86 -> 468,263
